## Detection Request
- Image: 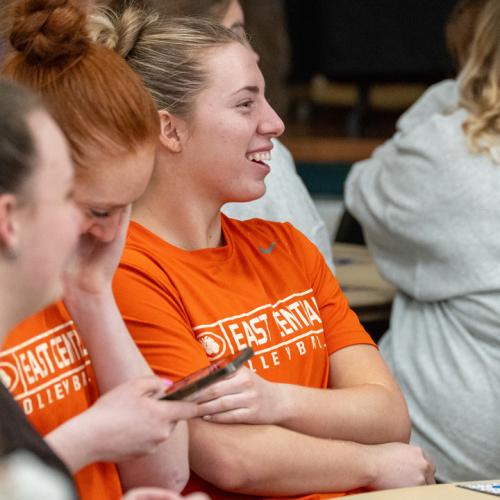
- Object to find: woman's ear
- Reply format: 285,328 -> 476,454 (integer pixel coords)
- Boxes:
158,110 -> 187,153
0,194 -> 20,259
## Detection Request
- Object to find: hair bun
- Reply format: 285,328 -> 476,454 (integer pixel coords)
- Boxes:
89,6 -> 156,59
9,0 -> 89,65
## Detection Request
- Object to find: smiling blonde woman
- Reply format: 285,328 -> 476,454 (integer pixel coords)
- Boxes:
90,6 -> 435,499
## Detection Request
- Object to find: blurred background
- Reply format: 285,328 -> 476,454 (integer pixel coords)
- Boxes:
241,0 -> 459,241
0,0 -> 461,241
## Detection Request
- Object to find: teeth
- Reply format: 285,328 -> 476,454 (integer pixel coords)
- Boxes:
246,151 -> 272,162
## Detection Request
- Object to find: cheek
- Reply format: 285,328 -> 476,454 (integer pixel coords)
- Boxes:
204,115 -> 253,149
24,211 -> 69,290
215,127 -> 254,166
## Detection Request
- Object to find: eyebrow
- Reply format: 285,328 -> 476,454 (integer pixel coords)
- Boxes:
102,203 -> 127,210
232,85 -> 259,96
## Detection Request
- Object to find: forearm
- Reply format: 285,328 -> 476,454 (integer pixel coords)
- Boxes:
196,348 -> 408,443
118,422 -> 190,492
45,413 -> 100,473
65,291 -> 190,487
64,290 -> 153,389
189,420 -> 376,496
276,383 -> 410,444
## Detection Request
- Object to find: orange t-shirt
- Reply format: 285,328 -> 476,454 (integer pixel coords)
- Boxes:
113,215 -> 375,500
0,303 -> 123,500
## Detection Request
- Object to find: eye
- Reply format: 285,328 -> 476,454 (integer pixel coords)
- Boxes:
238,99 -> 255,111
89,208 -> 111,218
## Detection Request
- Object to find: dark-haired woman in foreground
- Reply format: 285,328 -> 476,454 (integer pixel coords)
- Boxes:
0,78 -> 80,500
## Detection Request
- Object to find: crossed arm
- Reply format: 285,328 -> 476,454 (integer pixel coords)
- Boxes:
196,345 -> 410,443
188,344 -> 432,496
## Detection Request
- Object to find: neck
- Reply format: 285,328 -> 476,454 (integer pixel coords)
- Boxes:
0,267 -> 33,338
133,156 -> 225,251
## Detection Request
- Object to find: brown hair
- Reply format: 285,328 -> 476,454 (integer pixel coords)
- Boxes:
446,0 -> 488,70
3,0 -> 159,168
0,78 -> 43,194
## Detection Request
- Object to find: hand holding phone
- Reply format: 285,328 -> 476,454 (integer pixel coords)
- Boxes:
161,347 -> 254,401
193,357 -> 282,426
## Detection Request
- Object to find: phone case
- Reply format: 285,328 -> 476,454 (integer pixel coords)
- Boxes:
161,347 -> 254,401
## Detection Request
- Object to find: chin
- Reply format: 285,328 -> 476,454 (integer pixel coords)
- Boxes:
242,183 -> 267,202
224,181 -> 267,204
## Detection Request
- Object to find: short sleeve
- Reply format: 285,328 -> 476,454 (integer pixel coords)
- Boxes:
284,224 -> 376,353
112,249 -> 210,381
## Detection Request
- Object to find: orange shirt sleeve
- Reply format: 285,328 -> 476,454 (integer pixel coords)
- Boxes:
113,250 -> 210,381
283,223 -> 376,354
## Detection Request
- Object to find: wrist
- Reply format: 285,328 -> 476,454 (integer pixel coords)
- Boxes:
64,287 -> 116,321
64,283 -> 114,304
360,444 -> 383,490
272,382 -> 295,425
45,412 -> 100,473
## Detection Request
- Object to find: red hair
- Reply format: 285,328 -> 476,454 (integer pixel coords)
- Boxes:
3,0 -> 159,167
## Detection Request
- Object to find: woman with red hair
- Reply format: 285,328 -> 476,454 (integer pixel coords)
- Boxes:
1,1 -> 201,498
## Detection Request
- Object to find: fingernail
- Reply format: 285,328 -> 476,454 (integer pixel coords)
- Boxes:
161,378 -> 173,387
202,415 -> 212,421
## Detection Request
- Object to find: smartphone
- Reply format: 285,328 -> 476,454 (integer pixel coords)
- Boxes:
160,347 -> 254,401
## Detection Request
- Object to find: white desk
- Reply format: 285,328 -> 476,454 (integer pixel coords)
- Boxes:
334,243 -> 395,323
351,481 -> 500,499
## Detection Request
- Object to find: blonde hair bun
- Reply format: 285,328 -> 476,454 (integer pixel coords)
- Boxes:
89,5 -> 155,59
9,0 -> 89,65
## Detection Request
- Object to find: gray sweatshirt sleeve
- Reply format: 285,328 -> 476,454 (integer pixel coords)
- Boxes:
345,105 -> 500,301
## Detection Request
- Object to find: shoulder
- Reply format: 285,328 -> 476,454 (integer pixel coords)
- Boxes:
119,223 -> 173,284
396,107 -> 469,161
397,79 -> 459,133
4,303 -> 70,347
224,215 -> 302,244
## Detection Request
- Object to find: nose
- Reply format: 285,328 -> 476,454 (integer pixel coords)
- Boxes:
258,100 -> 285,138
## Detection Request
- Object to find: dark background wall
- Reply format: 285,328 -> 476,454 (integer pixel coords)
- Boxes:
285,0 -> 459,84
241,0 -> 462,136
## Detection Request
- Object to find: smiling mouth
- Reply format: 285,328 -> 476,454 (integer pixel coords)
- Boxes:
246,151 -> 272,163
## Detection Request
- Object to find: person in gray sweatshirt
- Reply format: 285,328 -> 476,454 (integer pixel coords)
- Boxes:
344,0 -> 500,483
